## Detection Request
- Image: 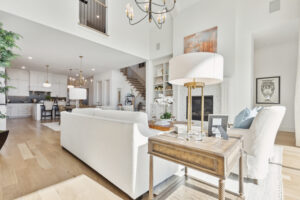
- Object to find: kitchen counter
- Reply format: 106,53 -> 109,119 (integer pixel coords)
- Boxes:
33,103 -> 43,121
7,103 -> 33,118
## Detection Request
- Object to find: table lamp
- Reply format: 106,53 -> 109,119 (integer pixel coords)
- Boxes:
69,88 -> 87,108
169,52 -> 224,140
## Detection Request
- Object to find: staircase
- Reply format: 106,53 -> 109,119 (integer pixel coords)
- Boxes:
120,67 -> 146,99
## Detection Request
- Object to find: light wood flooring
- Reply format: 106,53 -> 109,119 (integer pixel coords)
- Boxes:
0,118 -> 299,200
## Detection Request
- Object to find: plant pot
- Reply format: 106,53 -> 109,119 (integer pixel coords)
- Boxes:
0,130 -> 9,151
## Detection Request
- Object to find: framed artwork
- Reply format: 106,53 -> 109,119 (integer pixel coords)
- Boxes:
208,114 -> 228,140
184,26 -> 218,54
256,76 -> 280,104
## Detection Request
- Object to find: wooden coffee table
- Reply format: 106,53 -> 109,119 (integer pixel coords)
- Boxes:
148,134 -> 244,200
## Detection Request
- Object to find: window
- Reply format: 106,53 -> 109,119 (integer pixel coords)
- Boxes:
79,0 -> 107,34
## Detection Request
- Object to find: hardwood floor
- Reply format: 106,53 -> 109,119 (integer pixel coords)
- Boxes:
0,118 -> 299,200
275,132 -> 300,200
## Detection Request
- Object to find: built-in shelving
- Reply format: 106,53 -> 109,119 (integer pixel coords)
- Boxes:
153,63 -> 173,100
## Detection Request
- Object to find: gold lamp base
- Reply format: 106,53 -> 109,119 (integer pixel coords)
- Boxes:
184,81 -> 205,141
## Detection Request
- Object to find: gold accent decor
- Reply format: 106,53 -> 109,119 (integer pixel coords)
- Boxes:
184,81 -> 205,140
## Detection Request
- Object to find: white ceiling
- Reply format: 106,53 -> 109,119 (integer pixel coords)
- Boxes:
0,11 -> 145,76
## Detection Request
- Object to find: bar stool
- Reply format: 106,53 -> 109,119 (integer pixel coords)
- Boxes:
41,101 -> 54,120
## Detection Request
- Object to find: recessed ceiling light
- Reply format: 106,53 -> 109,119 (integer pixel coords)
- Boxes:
91,68 -> 95,71
28,56 -> 33,60
96,15 -> 100,19
21,66 -> 26,69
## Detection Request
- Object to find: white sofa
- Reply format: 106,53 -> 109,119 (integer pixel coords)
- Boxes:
229,106 -> 286,181
60,108 -> 178,199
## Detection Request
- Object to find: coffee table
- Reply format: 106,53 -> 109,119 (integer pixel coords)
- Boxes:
148,133 -> 244,200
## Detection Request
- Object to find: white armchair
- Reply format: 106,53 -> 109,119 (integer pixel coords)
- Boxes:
229,106 -> 286,181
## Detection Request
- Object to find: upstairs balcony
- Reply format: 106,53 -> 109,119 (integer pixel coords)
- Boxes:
79,0 -> 107,34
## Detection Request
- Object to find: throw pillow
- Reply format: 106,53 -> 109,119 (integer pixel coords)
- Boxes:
233,107 -> 262,129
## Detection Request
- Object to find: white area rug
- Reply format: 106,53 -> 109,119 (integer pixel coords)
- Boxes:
186,146 -> 283,200
42,122 -> 60,132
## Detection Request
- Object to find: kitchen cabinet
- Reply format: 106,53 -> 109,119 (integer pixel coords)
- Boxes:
50,74 -> 67,97
7,103 -> 33,118
7,69 -> 30,96
8,69 -> 67,97
30,71 -> 52,92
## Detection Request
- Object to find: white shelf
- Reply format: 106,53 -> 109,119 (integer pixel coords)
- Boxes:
152,61 -> 173,101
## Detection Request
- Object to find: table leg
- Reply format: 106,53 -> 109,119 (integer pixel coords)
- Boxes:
149,155 -> 153,200
219,178 -> 225,200
185,167 -> 188,176
239,151 -> 244,198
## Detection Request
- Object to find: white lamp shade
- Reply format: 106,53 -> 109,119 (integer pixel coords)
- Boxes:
169,52 -> 224,86
43,82 -> 51,88
67,84 -> 74,89
69,88 -> 87,100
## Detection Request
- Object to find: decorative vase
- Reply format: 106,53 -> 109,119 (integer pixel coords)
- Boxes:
0,130 -> 9,151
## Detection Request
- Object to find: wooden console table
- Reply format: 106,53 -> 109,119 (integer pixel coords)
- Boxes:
148,134 -> 244,200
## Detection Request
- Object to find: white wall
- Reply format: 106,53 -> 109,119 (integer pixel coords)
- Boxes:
295,31 -> 300,146
93,71 -> 112,105
172,0 -> 236,121
93,69 -> 145,108
254,41 -> 298,132
149,15 -> 173,60
0,0 -> 150,59
172,0 -> 300,122
233,0 -> 300,121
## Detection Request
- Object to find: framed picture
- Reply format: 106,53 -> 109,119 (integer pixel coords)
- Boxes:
184,26 -> 218,54
256,76 -> 280,104
208,115 -> 228,140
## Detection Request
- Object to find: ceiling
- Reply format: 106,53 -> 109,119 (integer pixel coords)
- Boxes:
0,11 -> 145,77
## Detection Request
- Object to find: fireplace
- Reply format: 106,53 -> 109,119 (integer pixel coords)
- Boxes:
186,96 -> 213,121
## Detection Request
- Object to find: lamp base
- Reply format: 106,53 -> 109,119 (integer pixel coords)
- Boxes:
177,130 -> 203,141
184,81 -> 205,141
75,100 -> 80,108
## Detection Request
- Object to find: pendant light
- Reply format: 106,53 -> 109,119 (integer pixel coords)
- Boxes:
67,69 -> 74,89
79,56 -> 85,87
43,65 -> 51,88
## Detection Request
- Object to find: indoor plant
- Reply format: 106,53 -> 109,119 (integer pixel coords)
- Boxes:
154,94 -> 174,125
0,22 -> 20,150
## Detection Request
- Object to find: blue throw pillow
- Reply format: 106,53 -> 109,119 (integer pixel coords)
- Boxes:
233,107 -> 262,129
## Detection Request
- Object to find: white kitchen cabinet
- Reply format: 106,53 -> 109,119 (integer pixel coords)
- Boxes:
7,69 -> 30,96
7,103 -> 33,118
50,74 -> 67,97
29,71 -> 52,92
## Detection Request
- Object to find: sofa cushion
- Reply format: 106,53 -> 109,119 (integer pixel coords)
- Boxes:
233,107 -> 262,129
93,110 -> 148,125
72,108 -> 98,116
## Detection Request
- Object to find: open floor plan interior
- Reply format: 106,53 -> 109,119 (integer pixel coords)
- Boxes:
0,0 -> 300,199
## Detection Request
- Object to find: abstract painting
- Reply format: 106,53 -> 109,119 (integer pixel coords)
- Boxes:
256,76 -> 280,104
184,26 -> 218,53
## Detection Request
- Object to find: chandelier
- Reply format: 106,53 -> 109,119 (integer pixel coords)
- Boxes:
125,0 -> 176,29
77,56 -> 87,87
67,69 -> 74,89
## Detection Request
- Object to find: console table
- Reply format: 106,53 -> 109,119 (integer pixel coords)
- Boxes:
148,134 -> 244,200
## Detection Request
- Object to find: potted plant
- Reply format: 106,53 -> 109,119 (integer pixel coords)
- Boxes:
0,22 -> 20,150
154,94 -> 174,126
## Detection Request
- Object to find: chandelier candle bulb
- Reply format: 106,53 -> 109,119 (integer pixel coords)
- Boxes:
125,0 -> 176,29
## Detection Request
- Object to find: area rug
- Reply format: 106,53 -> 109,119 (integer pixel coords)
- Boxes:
157,146 -> 283,200
42,122 -> 60,132
16,175 -> 122,200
